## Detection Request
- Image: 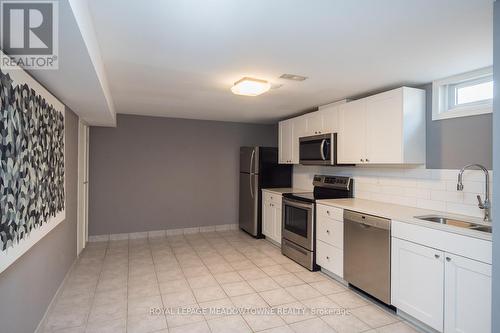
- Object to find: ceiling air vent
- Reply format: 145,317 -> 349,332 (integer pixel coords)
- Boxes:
280,73 -> 308,81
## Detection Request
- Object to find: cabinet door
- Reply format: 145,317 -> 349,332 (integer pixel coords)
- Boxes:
365,89 -> 403,164
292,116 -> 308,164
321,105 -> 339,133
338,100 -> 366,164
274,205 -> 282,244
262,201 -> 273,238
279,120 -> 293,164
444,254 -> 491,333
391,238 -> 444,332
307,111 -> 324,135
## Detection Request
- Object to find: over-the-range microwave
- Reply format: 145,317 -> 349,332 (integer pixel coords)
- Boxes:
299,133 -> 338,166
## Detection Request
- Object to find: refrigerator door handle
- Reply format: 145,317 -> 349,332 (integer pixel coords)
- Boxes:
250,173 -> 254,198
250,149 -> 255,173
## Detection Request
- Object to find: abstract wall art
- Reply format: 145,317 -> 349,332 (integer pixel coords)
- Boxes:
0,68 -> 65,251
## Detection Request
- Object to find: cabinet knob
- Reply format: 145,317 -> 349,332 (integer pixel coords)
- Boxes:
326,211 -> 330,215
326,256 -> 330,260
360,159 -> 364,162
434,254 -> 440,259
446,257 -> 451,262
326,230 -> 330,234
366,158 -> 370,162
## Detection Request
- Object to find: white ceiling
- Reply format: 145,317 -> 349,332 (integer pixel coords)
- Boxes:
27,0 -> 116,126
87,0 -> 493,124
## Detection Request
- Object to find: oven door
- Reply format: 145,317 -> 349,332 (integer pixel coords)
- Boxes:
282,198 -> 314,251
299,134 -> 334,165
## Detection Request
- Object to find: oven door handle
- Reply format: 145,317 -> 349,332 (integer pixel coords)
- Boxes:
283,198 -> 313,210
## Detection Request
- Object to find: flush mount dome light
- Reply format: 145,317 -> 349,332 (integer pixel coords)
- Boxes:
231,77 -> 271,96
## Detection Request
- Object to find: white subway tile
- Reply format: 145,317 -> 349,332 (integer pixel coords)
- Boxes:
381,177 -> 417,188
416,179 -> 447,190
416,198 -> 446,212
432,169 -> 459,180
447,180 -> 485,194
404,167 -> 433,179
355,176 -> 379,184
430,190 -> 464,203
446,202 -> 483,219
380,185 -> 406,196
355,182 -> 379,193
354,190 -> 372,200
403,187 -> 431,200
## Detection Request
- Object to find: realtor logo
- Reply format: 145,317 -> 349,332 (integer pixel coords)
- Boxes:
1,0 -> 58,69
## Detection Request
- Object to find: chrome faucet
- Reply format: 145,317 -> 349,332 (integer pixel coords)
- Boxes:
457,164 -> 491,222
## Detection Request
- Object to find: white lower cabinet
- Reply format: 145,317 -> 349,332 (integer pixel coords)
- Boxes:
316,240 -> 343,277
315,204 -> 344,278
392,237 -> 492,333
262,191 -> 282,244
444,253 -> 491,333
391,238 -> 444,331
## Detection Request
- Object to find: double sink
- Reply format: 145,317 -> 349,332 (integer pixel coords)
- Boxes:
415,215 -> 492,233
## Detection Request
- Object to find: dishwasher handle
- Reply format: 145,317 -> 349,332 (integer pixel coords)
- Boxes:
344,210 -> 391,231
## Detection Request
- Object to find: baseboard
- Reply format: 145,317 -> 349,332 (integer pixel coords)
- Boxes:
34,258 -> 77,333
88,223 -> 239,242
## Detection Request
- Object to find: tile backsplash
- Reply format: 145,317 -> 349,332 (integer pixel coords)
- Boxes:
293,165 -> 493,219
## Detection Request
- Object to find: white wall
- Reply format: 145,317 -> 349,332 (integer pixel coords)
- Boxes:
294,165 -> 492,219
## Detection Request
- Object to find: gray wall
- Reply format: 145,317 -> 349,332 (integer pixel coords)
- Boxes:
423,84 -> 493,170
492,2 -> 499,332
88,115 -> 277,236
0,108 -> 79,333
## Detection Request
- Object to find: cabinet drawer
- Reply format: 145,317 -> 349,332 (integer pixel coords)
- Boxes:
317,217 -> 343,249
316,240 -> 343,278
263,191 -> 282,205
317,204 -> 343,221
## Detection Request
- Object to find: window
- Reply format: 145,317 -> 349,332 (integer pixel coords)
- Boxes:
432,67 -> 493,121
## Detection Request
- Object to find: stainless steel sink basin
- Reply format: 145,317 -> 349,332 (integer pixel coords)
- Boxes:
414,215 -> 492,233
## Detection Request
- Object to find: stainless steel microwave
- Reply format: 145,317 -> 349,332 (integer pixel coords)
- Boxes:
299,133 -> 337,165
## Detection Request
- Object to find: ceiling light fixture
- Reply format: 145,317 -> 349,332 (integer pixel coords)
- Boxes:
231,77 -> 271,96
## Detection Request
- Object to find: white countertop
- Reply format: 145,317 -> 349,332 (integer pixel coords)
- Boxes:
316,198 -> 492,241
262,187 -> 309,195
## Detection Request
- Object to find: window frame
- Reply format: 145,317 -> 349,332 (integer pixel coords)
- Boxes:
432,67 -> 493,121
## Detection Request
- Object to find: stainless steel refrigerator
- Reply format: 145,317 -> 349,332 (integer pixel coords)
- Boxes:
239,147 -> 292,237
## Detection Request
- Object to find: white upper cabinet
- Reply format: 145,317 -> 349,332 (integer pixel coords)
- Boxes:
305,111 -> 324,135
292,115 -> 308,164
365,89 -> 404,163
279,119 -> 294,164
320,105 -> 339,133
338,87 -> 425,165
279,86 -> 425,165
338,99 -> 367,164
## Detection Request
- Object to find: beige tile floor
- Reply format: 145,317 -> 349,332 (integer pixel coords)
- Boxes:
42,230 -> 421,333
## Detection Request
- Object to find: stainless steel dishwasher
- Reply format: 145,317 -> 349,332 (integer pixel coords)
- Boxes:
344,210 -> 391,304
